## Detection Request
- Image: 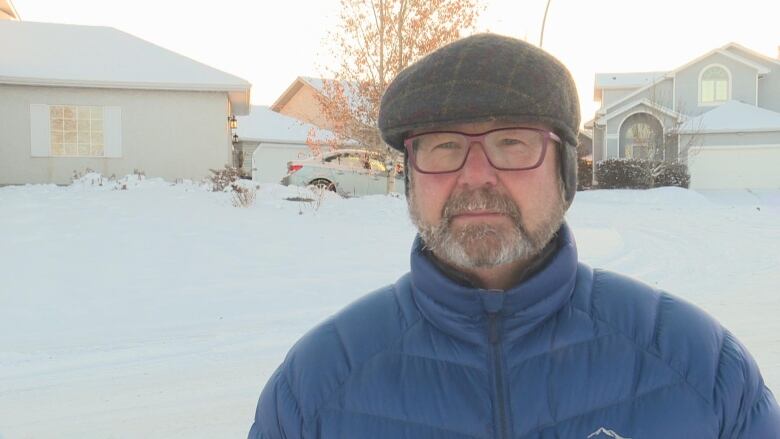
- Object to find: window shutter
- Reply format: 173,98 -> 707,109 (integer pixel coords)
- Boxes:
103,106 -> 122,158
29,104 -> 51,157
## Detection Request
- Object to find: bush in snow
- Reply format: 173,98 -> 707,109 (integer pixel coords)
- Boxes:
595,159 -> 690,189
207,166 -> 242,192
652,162 -> 690,188
577,159 -> 593,191
595,159 -> 653,189
230,182 -> 256,208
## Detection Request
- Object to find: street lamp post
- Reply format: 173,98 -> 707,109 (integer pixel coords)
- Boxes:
539,0 -> 552,48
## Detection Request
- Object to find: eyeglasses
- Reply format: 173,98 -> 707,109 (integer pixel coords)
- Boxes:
403,127 -> 561,174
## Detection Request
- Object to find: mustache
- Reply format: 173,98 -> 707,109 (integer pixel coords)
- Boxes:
441,187 -> 524,226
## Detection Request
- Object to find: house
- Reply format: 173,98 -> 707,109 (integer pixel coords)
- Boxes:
235,105 -> 338,183
0,20 -> 250,185
271,76 -> 364,133
0,0 -> 19,20
592,43 -> 780,189
271,76 -> 341,131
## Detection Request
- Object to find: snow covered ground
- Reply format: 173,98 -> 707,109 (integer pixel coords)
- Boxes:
1,176 -> 778,438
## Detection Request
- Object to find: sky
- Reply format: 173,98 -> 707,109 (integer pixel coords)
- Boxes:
13,0 -> 780,122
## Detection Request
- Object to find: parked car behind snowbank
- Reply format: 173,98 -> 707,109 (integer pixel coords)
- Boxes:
281,149 -> 405,197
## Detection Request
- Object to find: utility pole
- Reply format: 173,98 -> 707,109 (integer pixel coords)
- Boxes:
539,0 -> 552,48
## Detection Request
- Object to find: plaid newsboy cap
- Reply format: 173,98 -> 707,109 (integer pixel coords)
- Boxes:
378,33 -> 581,203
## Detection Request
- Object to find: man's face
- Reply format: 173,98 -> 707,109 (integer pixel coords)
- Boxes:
407,120 -> 566,270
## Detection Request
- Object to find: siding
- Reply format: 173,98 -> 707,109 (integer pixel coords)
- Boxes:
602,89 -> 638,108
605,79 -> 674,113
275,85 -> 333,131
721,46 -> 780,113
674,52 -> 758,116
0,84 -> 231,185
592,126 -> 605,162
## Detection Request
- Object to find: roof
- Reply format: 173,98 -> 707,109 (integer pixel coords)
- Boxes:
678,100 -> 780,134
0,20 -> 251,114
671,46 -> 771,76
595,72 -> 666,89
271,76 -> 361,113
593,72 -> 666,102
596,98 -> 681,125
236,105 -> 337,144
0,0 -> 19,20
723,42 -> 780,67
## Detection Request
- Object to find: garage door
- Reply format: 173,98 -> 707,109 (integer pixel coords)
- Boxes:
688,145 -> 780,189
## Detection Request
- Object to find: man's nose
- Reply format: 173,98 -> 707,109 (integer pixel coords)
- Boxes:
458,142 -> 498,187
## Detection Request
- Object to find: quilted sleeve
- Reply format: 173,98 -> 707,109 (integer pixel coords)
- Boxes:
714,331 -> 780,438
248,366 -> 304,439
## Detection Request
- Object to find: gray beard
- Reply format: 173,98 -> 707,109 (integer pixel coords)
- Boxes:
409,187 -> 565,270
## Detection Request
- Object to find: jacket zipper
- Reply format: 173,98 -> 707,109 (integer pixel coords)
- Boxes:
488,312 -> 509,439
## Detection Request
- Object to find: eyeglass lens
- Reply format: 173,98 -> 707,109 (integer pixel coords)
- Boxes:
411,128 -> 546,172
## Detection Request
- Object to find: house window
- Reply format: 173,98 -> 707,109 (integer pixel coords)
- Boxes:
700,66 -> 729,104
49,105 -> 104,157
619,112 -> 666,160
625,122 -> 654,159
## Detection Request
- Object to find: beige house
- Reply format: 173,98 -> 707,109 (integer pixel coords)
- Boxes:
271,76 -> 345,132
0,0 -> 19,20
0,20 -> 250,185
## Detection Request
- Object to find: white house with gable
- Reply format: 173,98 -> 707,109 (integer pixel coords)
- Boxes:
592,42 -> 780,189
0,20 -> 251,185
234,105 -> 338,183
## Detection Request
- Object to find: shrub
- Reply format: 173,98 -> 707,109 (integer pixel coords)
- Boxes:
652,162 -> 690,188
595,159 -> 653,189
230,182 -> 256,208
208,166 -> 242,192
577,159 -> 593,190
594,159 -> 690,189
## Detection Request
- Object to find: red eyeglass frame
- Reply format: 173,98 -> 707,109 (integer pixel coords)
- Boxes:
402,127 -> 562,174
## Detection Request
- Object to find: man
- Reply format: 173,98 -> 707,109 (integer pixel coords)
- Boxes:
249,34 -> 780,438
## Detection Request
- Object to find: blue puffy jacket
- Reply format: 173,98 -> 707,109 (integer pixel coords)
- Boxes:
249,225 -> 780,438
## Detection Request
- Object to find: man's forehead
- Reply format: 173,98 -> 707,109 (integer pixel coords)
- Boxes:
409,119 -> 553,135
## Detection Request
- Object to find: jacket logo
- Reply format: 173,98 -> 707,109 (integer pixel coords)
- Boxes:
587,427 -> 631,439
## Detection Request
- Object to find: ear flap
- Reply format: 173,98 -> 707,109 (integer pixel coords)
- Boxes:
560,142 -> 578,207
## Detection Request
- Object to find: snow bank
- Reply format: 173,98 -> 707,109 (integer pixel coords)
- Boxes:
0,181 -> 777,438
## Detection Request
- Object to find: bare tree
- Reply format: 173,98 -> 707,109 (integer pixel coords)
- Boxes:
316,0 -> 483,153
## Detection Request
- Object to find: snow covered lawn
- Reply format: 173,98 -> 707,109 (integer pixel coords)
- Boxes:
1,177 -> 778,438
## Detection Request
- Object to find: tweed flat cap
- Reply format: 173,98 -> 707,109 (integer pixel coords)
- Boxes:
379,33 -> 580,147
378,33 -> 581,203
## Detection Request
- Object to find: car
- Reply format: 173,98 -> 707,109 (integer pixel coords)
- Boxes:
281,149 -> 405,197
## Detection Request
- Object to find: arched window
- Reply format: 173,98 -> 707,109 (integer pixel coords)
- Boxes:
700,66 -> 729,104
619,113 -> 664,160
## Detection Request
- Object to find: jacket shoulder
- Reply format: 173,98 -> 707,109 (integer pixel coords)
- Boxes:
585,268 -> 774,415
276,276 -> 419,426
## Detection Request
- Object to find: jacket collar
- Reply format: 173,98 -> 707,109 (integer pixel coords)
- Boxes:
409,223 -> 579,345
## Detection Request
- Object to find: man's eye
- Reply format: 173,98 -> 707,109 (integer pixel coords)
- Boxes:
498,138 -> 524,146
433,141 -> 461,150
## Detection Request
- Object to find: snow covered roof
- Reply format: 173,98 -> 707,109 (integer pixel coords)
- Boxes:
679,101 -> 780,134
236,105 -> 336,144
593,72 -> 666,101
0,0 -> 19,20
595,72 -> 666,89
0,21 -> 251,114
